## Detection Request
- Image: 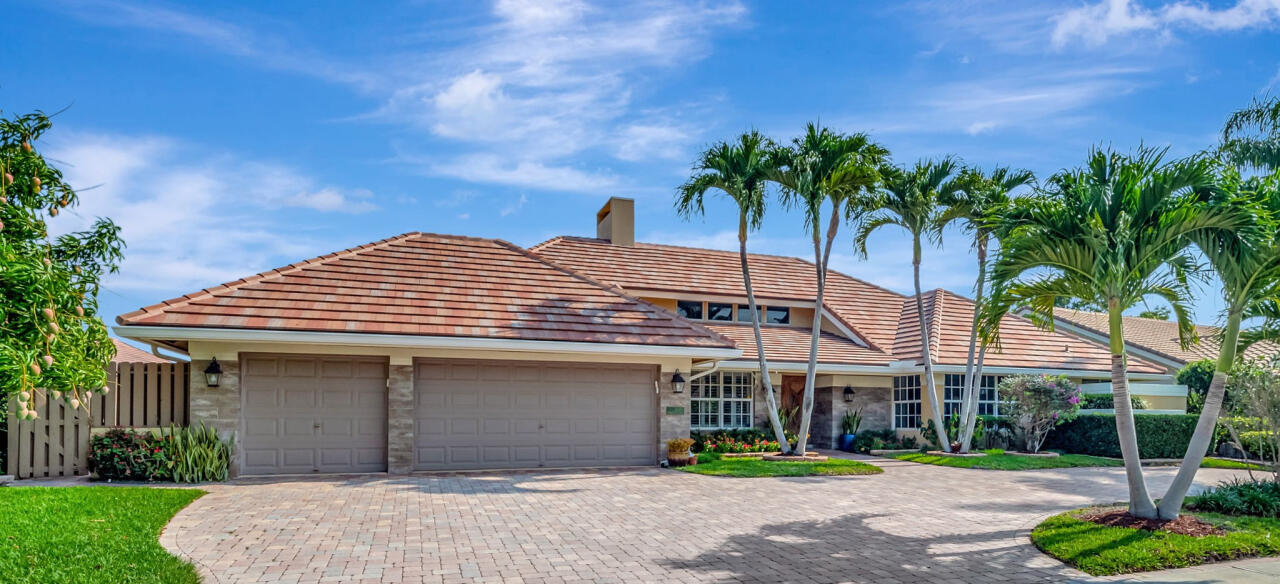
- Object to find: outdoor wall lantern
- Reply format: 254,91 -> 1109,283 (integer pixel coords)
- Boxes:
842,385 -> 855,403
671,370 -> 686,394
204,358 -> 223,388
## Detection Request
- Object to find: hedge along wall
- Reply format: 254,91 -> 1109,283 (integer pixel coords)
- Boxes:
1043,414 -> 1212,459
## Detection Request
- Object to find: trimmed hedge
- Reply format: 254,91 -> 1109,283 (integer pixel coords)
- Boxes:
1042,414 -> 1212,458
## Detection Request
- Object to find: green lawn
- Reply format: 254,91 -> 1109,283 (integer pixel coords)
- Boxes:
1031,507 -> 1280,575
0,487 -> 204,584
678,452 -> 883,477
887,451 -> 1269,471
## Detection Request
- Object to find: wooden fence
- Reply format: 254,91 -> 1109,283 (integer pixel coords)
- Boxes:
5,361 -> 190,479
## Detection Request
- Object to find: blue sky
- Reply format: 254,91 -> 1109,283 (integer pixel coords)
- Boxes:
4,0 -> 1279,331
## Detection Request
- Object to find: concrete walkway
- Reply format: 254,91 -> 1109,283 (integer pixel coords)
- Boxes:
150,455 -> 1275,583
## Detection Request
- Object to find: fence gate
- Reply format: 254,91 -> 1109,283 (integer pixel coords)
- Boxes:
5,361 -> 190,479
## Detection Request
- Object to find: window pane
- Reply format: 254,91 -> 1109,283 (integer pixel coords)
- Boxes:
707,303 -> 733,321
676,300 -> 703,320
765,306 -> 790,324
736,304 -> 761,323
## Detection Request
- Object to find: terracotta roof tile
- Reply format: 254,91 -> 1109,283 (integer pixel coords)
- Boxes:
118,233 -> 735,349
111,338 -> 175,364
1053,309 -> 1280,366
705,323 -> 896,365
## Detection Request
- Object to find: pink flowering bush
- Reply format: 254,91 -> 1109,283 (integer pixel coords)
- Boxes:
1000,374 -> 1082,453
702,437 -> 782,453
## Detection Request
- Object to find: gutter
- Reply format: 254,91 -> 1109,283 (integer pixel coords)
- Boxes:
114,325 -> 744,360
689,359 -> 723,382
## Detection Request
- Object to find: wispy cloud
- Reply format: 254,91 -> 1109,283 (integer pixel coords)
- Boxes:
1052,0 -> 1280,49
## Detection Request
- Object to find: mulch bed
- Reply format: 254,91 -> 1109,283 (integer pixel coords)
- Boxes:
1079,508 -> 1226,537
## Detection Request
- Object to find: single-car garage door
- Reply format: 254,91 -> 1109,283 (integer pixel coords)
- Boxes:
241,354 -> 388,475
413,359 -> 657,471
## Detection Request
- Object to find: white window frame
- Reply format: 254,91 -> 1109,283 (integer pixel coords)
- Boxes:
893,375 -> 922,429
690,371 -> 755,429
943,374 -> 1003,417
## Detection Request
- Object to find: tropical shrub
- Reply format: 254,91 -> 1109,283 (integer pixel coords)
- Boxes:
1000,375 -> 1082,453
1219,355 -> 1280,479
701,437 -> 782,453
158,423 -> 233,483
1178,359 -> 1217,414
88,428 -> 170,481
691,429 -> 768,452
1080,393 -> 1147,410
974,415 -> 1015,450
840,408 -> 862,435
922,414 -> 965,451
1187,479 -> 1280,517
1044,414 -> 1211,458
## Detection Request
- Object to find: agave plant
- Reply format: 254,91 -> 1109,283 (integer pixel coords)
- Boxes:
157,423 -> 234,483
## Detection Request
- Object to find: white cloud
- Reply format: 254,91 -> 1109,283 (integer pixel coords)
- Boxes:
1051,0 -> 1280,48
422,153 -> 619,193
500,193 -> 528,217
615,123 -> 690,162
47,131 -> 377,292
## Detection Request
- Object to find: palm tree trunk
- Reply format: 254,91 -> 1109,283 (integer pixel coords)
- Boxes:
958,237 -> 988,453
915,237 -> 950,450
1156,308 -> 1241,519
740,218 -> 791,453
795,208 -> 840,456
961,346 -> 988,451
1109,306 -> 1157,518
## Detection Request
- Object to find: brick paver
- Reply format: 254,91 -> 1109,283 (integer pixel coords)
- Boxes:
160,456 -> 1257,583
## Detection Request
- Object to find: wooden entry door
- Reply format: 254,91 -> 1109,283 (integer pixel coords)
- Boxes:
780,375 -> 806,432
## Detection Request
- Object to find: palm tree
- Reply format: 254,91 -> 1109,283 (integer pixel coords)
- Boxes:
937,167 -> 1035,453
1221,96 -> 1280,172
854,158 -> 959,450
769,123 -> 888,455
1157,168 -> 1278,518
676,130 -> 791,451
980,147 -> 1241,519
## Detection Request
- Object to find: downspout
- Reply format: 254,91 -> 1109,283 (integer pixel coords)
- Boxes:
688,359 -> 723,382
146,342 -> 188,363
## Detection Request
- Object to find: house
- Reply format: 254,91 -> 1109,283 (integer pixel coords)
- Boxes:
111,338 -> 178,364
115,197 -> 1175,476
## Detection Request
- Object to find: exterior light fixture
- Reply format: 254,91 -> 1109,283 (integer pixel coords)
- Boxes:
671,370 -> 686,394
842,385 -> 855,403
204,357 -> 223,388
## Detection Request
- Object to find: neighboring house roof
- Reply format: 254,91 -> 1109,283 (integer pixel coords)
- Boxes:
111,338 -> 174,363
1052,309 -> 1280,367
117,233 -> 736,350
533,236 -> 1168,374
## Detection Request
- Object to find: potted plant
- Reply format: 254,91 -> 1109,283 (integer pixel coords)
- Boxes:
666,438 -> 695,467
839,409 -> 862,452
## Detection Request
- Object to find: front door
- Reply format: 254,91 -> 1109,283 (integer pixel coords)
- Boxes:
780,375 -> 806,433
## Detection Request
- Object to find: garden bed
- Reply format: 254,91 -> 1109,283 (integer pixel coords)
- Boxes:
677,452 -> 881,477
925,450 -> 986,457
761,452 -> 828,462
1005,451 -> 1060,458
869,448 -> 919,455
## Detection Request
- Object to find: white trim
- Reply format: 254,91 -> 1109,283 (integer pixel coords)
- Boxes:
702,359 -> 1174,380
930,363 -> 1174,382
819,308 -> 870,348
707,360 -> 918,374
114,326 -> 743,359
1080,382 -> 1188,397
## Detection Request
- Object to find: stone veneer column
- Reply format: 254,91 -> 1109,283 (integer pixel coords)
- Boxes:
189,358 -> 241,476
657,373 -> 690,463
387,364 -> 415,474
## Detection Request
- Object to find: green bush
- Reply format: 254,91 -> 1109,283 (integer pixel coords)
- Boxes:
88,428 -> 171,481
1178,359 -> 1217,414
1080,393 -> 1147,410
691,429 -> 771,453
1042,414 -> 1211,458
852,429 -> 896,453
159,423 -> 234,483
1187,479 -> 1280,517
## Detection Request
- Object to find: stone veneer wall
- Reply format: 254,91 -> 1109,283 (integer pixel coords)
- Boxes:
658,374 -> 688,462
810,386 -> 836,448
387,364 -> 414,474
189,358 -> 241,476
834,386 -> 893,437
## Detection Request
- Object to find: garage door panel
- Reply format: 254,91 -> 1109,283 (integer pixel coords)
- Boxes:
413,360 -> 655,471
241,354 -> 388,475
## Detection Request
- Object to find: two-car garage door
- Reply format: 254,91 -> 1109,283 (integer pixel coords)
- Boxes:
239,354 -> 658,475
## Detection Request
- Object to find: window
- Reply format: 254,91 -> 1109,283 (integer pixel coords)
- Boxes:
765,306 -> 790,325
690,371 -> 754,429
707,302 -> 733,321
676,300 -> 703,320
893,375 -> 922,429
736,304 -> 761,323
943,374 -> 1003,417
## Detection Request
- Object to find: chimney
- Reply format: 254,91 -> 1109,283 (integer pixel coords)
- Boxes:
596,197 -> 635,246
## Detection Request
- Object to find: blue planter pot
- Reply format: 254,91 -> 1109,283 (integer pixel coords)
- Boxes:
839,433 -> 857,452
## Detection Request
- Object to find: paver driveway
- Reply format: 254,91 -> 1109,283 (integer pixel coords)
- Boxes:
162,456 -> 1257,584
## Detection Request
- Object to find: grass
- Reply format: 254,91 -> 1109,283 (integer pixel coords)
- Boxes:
0,487 -> 204,584
887,450 -> 1270,471
677,452 -> 883,477
1031,507 -> 1280,575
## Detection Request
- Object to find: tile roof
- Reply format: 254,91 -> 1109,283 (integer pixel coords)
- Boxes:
112,338 -> 176,364
533,237 -> 1168,373
704,323 -> 896,365
1053,309 -> 1280,366
118,233 -> 736,349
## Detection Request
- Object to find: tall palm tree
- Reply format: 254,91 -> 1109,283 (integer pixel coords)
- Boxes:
937,167 -> 1035,453
1221,96 -> 1280,172
854,158 -> 959,450
1157,168 -> 1277,519
980,147 -> 1241,519
769,123 -> 888,455
676,130 -> 790,450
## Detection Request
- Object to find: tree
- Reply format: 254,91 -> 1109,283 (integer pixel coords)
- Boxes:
676,130 -> 791,451
1137,306 -> 1171,320
1177,359 -> 1217,414
1221,96 -> 1280,172
1000,374 -> 1082,454
1,111 -> 124,417
855,158 -> 959,450
937,166 -> 1034,453
1053,297 -> 1106,312
769,124 -> 887,455
1157,166 -> 1280,519
981,146 -> 1241,519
